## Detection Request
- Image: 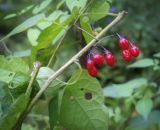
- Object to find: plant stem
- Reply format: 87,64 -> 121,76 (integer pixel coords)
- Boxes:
27,11 -> 126,113
47,31 -> 67,67
74,24 -> 98,40
14,61 -> 41,130
25,61 -> 41,95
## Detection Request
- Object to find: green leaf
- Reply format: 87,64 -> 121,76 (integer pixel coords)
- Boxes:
36,18 -> 67,49
0,72 -> 34,130
66,0 -> 87,11
27,28 -> 40,46
3,5 -> 33,20
135,98 -> 153,120
85,0 -> 110,22
0,56 -> 29,74
9,73 -> 39,99
114,107 -> 122,123
9,73 -> 30,99
37,10 -> 67,30
36,46 -> 57,66
45,81 -> 65,100
103,78 -> 147,98
49,95 -> 59,129
32,0 -> 52,14
129,111 -> 160,130
0,82 -> 7,99
1,14 -> 45,41
36,20 -> 51,30
4,14 -> 17,20
31,10 -> 78,62
1,92 -> 13,115
36,10 -> 78,50
19,5 -> 34,15
37,67 -> 55,82
59,70 -> 108,130
153,52 -> 160,58
56,0 -> 66,9
0,69 -> 15,83
128,58 -> 155,68
37,67 -> 65,99
0,82 -> 12,115
47,10 -> 68,22
0,94 -> 29,130
80,17 -> 93,43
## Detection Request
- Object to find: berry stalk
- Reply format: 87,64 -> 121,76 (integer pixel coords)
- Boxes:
27,11 -> 127,113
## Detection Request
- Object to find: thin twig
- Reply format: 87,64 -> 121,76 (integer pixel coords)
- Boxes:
47,31 -> 68,67
96,34 -> 117,45
13,61 -> 41,130
25,61 -> 41,95
52,60 -> 82,86
75,24 -> 98,41
75,24 -> 118,45
26,11 -> 126,113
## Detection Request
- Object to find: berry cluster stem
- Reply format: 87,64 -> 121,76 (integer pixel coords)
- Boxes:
27,11 -> 126,113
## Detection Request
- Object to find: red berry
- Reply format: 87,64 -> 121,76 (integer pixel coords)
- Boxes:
130,45 -> 140,57
92,54 -> 104,66
104,52 -> 114,67
88,66 -> 98,77
122,50 -> 132,62
86,59 -> 94,70
119,38 -> 129,50
86,59 -> 98,77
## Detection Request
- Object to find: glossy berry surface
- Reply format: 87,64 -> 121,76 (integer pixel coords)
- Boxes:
88,66 -> 98,77
130,45 -> 140,57
86,59 -> 94,70
86,59 -> 98,77
92,54 -> 104,66
122,50 -> 132,62
119,38 -> 129,50
104,52 -> 115,67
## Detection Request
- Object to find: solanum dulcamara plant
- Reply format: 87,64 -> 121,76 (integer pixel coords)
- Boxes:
0,1 -> 151,130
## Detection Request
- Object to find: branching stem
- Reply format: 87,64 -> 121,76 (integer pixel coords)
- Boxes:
26,11 -> 126,113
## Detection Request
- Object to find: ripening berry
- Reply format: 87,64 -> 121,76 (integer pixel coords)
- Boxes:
92,54 -> 104,66
86,59 -> 94,70
130,45 -> 140,57
122,50 -> 132,62
88,66 -> 98,77
119,38 -> 129,50
104,52 -> 115,67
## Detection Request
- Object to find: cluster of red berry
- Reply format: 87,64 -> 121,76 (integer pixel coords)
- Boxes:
86,34 -> 140,77
118,34 -> 140,62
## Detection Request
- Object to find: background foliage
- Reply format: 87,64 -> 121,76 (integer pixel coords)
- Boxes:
0,0 -> 160,130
